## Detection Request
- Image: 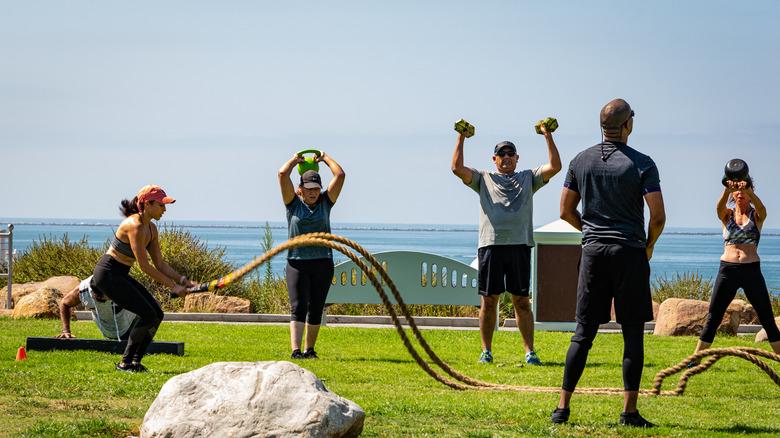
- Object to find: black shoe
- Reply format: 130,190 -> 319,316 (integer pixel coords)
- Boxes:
291,349 -> 304,360
115,362 -> 135,372
132,363 -> 148,373
550,407 -> 570,424
619,410 -> 657,428
303,348 -> 318,359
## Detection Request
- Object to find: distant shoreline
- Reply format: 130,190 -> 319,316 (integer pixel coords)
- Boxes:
2,221 -> 478,233
6,220 -> 779,236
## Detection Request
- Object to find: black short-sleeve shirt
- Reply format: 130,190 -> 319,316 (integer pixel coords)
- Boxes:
563,142 -> 661,248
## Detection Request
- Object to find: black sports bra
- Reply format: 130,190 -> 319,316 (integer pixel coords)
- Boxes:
110,236 -> 135,259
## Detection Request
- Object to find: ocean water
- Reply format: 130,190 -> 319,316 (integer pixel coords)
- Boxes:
3,218 -> 780,291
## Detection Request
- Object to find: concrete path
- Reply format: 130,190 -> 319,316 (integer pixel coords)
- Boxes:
72,311 -> 764,334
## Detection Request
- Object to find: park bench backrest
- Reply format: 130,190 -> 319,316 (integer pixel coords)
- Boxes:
328,251 -> 480,306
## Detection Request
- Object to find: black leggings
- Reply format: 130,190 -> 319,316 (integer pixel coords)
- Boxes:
93,254 -> 163,364
700,261 -> 780,343
561,322 -> 645,392
286,258 -> 334,325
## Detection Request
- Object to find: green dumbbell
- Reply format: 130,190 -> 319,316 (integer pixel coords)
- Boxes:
454,119 -> 475,138
535,117 -> 559,134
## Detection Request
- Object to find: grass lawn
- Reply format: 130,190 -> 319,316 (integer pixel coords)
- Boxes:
1,317 -> 780,437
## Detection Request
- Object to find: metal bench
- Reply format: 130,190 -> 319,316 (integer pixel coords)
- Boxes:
0,224 -> 13,309
324,250 -> 481,324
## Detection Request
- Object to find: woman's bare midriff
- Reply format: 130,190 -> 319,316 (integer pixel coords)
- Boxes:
106,248 -> 136,267
720,243 -> 760,264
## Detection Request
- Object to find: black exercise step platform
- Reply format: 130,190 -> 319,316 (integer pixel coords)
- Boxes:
26,337 -> 184,356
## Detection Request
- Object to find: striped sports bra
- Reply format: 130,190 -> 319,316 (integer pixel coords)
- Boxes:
110,236 -> 136,259
723,209 -> 760,246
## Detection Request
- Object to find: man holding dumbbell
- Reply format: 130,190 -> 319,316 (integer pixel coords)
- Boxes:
451,118 -> 561,365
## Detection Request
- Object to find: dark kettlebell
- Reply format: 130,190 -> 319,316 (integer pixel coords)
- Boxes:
722,158 -> 752,189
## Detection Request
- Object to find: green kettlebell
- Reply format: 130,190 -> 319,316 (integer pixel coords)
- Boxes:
297,149 -> 322,175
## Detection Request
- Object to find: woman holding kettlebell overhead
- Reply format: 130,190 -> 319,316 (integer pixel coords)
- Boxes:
691,160 -> 780,361
278,150 -> 345,360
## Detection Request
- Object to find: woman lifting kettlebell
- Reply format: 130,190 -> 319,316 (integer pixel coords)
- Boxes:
278,150 -> 345,360
691,159 -> 780,361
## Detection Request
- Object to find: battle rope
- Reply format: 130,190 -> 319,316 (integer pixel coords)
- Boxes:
187,232 -> 780,396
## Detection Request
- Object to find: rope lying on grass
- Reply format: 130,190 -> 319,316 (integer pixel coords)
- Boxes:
189,232 -> 780,396
651,347 -> 780,395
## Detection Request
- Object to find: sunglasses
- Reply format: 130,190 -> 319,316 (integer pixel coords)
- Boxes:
495,150 -> 516,158
623,110 -> 635,125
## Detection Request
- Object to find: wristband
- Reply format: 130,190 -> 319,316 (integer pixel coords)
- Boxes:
61,329 -> 70,334
180,275 -> 187,285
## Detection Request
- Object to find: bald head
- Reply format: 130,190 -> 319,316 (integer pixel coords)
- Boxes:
600,99 -> 634,139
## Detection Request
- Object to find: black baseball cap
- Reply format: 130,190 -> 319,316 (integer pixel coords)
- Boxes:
494,141 -> 517,155
300,170 -> 322,189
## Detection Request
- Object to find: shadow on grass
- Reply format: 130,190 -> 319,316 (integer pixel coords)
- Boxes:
712,424 -> 780,434
333,357 -> 413,364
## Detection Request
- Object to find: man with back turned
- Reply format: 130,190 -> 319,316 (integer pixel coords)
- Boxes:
551,99 -> 666,428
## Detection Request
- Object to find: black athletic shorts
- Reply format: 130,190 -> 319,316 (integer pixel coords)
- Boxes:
575,242 -> 653,325
477,244 -> 531,297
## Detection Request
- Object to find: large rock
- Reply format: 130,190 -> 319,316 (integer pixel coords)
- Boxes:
0,276 -> 80,308
141,361 -> 364,438
653,298 -> 740,337
731,299 -> 759,325
755,316 -> 780,343
610,300 -> 660,321
183,292 -> 253,313
12,286 -> 63,319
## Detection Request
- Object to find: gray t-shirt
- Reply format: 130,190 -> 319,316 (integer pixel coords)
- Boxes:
563,142 -> 661,248
78,276 -> 138,340
285,191 -> 335,260
467,166 -> 547,248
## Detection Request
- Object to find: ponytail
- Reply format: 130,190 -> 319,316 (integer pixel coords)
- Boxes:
119,196 -> 141,217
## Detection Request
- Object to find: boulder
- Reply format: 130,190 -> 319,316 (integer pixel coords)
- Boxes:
731,299 -> 759,325
183,292 -> 253,313
140,361 -> 364,438
653,298 -> 740,337
755,316 -> 780,343
611,300 -> 661,321
1,276 -> 80,308
12,286 -> 63,319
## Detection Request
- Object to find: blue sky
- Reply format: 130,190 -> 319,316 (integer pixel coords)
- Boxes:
2,1 -> 779,229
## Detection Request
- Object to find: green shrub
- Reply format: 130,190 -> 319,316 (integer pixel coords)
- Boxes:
130,224 -> 251,311
8,234 -> 105,285
239,222 -> 290,314
770,287 -> 780,316
6,225 -> 252,313
652,270 -> 714,303
247,270 -> 289,314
